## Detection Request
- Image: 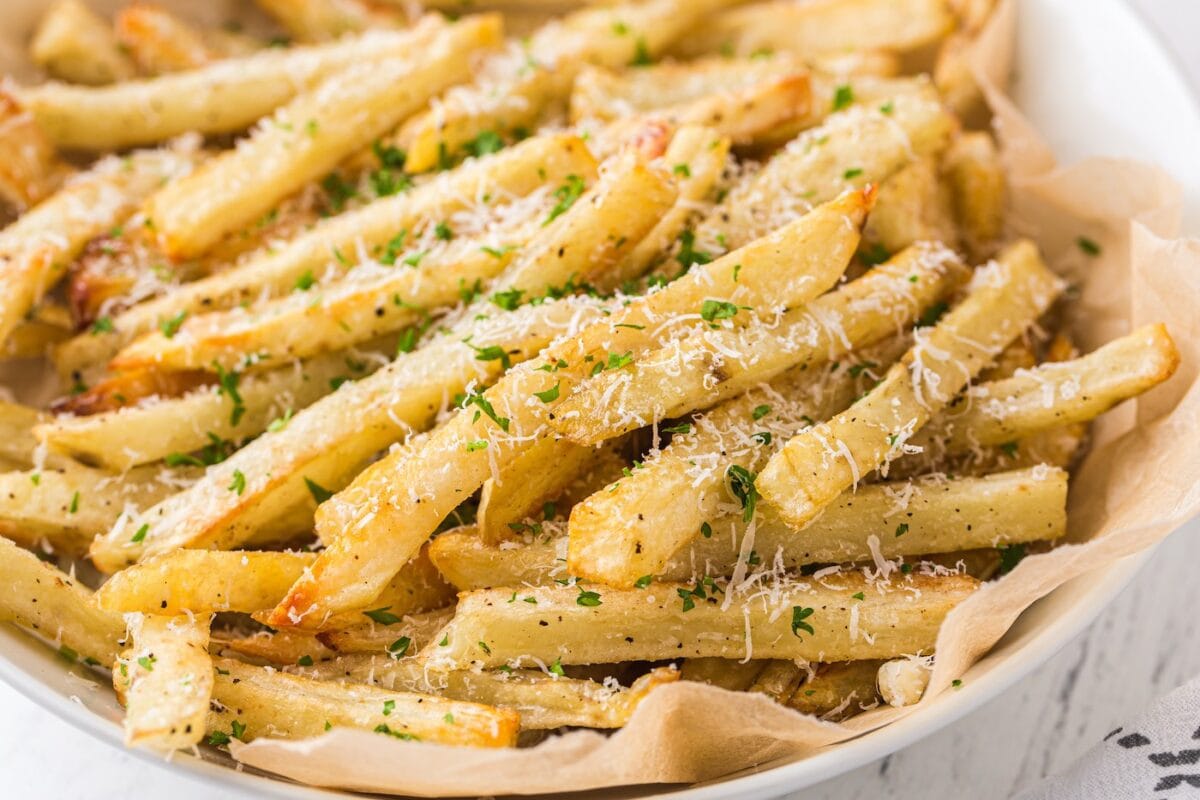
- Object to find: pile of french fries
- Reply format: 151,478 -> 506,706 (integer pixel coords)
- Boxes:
0,0 -> 1181,764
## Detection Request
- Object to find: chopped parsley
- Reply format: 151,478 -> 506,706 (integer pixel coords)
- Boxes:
68,491 -> 79,514
576,588 -> 602,607
634,575 -> 653,589
228,470 -> 246,495
294,270 -> 316,291
998,543 -> 1027,574
215,365 -> 245,426
675,230 -> 711,269
159,310 -> 187,339
304,477 -> 334,503
90,316 -> 114,335
700,299 -> 739,322
534,383 -> 560,403
131,524 -> 149,543
465,130 -> 504,157
895,523 -> 909,537
790,606 -> 815,637
465,439 -> 489,452
363,606 -> 402,625
752,404 -> 771,420
1076,236 -> 1101,256
832,84 -> 855,111
544,174 -> 586,225
462,390 -> 510,432
726,465 -> 759,522
700,521 -> 713,539
490,288 -> 524,311
388,636 -> 412,658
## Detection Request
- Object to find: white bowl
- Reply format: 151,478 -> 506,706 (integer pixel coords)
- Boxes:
2,0 -> 1198,797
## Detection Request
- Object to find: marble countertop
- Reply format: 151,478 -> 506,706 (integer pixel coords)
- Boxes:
2,1 -> 1198,797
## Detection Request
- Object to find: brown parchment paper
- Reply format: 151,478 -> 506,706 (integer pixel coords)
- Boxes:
1,0 -> 1195,794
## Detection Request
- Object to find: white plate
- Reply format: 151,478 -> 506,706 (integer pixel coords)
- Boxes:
1,0 -> 1198,797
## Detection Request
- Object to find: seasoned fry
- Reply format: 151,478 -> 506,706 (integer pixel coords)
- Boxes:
19,21 -> 447,150
679,658 -> 764,692
30,0 -> 136,86
143,16 -> 502,260
0,87 -> 71,211
0,401 -> 48,469
748,660 -> 807,704
758,239 -> 1064,528
38,349 -> 362,470
0,535 -> 126,667
52,133 -> 596,376
0,145 -> 198,344
319,608 -> 453,655
114,4 -> 218,75
118,612 -> 213,749
787,660 -> 882,720
430,573 -> 978,668
944,131 -> 1006,259
51,368 -> 212,416
430,527 -> 566,590
254,0 -> 408,41
3,303 -> 73,359
863,156 -> 958,256
207,657 -> 520,747
671,0 -> 955,60
214,627 -> 335,666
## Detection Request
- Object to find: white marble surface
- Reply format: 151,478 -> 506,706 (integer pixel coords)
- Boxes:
2,1 -> 1199,797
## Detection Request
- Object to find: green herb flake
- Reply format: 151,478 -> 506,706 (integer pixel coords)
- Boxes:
726,465 -> 759,522
895,523 -> 909,537
131,524 -> 149,543
700,299 -> 739,322
228,470 -> 246,495
465,439 -> 489,452
363,606 -> 402,625
544,174 -> 586,225
388,636 -> 412,658
534,382 -> 560,403
90,316 -> 114,335
1076,236 -> 1101,256
832,84 -> 855,111
68,491 -> 80,513
576,588 -> 602,607
304,477 -> 333,503
700,521 -> 713,539
790,606 -> 815,637
297,655 -> 314,667
752,404 -> 771,420
634,575 -> 653,589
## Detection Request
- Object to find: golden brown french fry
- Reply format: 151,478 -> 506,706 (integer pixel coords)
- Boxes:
429,572 -> 978,668
477,443 -> 598,543
943,131 -> 1006,260
254,0 -> 408,41
38,348 -> 363,470
319,608 -> 453,655
30,0 -> 136,86
114,4 -> 218,75
552,243 -> 962,446
748,661 -> 807,704
758,239 -> 1063,528
679,658 -> 764,691
0,88 -> 71,211
118,612 -> 213,749
0,145 -> 198,344
19,21 -> 447,150
3,303 -> 73,360
877,656 -> 932,707
912,324 -> 1179,456
787,660 -> 882,720
694,91 -> 956,252
437,468 -> 1067,589
863,156 -> 958,257
0,462 -> 196,556
144,16 -> 502,260
214,627 -> 336,666
671,0 -> 955,60
91,297 -> 605,571
207,657 -> 520,747
52,133 -> 596,376
0,535 -> 126,667
0,401 -> 48,469
51,368 -> 213,416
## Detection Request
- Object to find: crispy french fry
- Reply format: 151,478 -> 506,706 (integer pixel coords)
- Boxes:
144,16 -> 502,260
863,156 -> 958,256
435,468 -> 1067,589
786,660 -> 882,720
51,368 -> 212,416
876,656 -> 932,707
748,660 -> 806,704
679,658 -> 764,691
429,572 -> 978,668
52,133 -> 596,376
319,608 -> 453,655
477,442 -> 599,543
758,239 -> 1064,528
0,463 -> 195,556
114,4 -> 218,75
0,401 -> 48,469
30,0 -> 136,86
0,535 -> 126,667
118,612 -> 213,749
808,50 -> 902,78
694,91 -> 956,252
943,131 -> 1007,260
38,348 -> 362,470
19,21 -> 447,150
254,0 -> 408,42
911,324 -> 1179,456
552,243 -> 962,446
91,297 -> 605,571
0,145 -> 198,344
214,627 -> 336,666
207,657 -> 520,747
3,303 -> 73,360
671,0 -> 955,60
0,87 -> 71,211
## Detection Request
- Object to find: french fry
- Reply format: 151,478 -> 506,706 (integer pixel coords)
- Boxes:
758,239 -> 1064,528
214,627 -> 336,667
19,21 -> 448,150
863,156 -> 958,256
269,188 -> 907,624
91,297 -> 606,571
671,0 -> 955,60
253,0 -> 408,42
319,608 -> 453,655
50,368 -> 212,416
306,656 -> 679,730
38,348 -> 363,470
909,324 -> 1179,457
114,4 -> 219,75
679,658 -> 764,691
52,133 -> 596,376
436,468 -> 1067,589
429,572 -> 978,668
143,16 -> 502,260
117,612 -> 213,749
30,0 -> 136,86
0,462 -> 195,556
0,87 -> 71,211
786,660 -> 882,720
876,656 -> 932,707
943,131 -> 1007,260
748,660 -> 807,704
476,443 -> 600,543
0,535 -> 126,667
207,657 -> 520,747
808,50 -> 902,79
552,243 -> 962,446
0,145 -> 198,344
0,401 -> 48,469
694,91 -> 956,252
397,0 -> 739,172
3,303 -> 73,360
